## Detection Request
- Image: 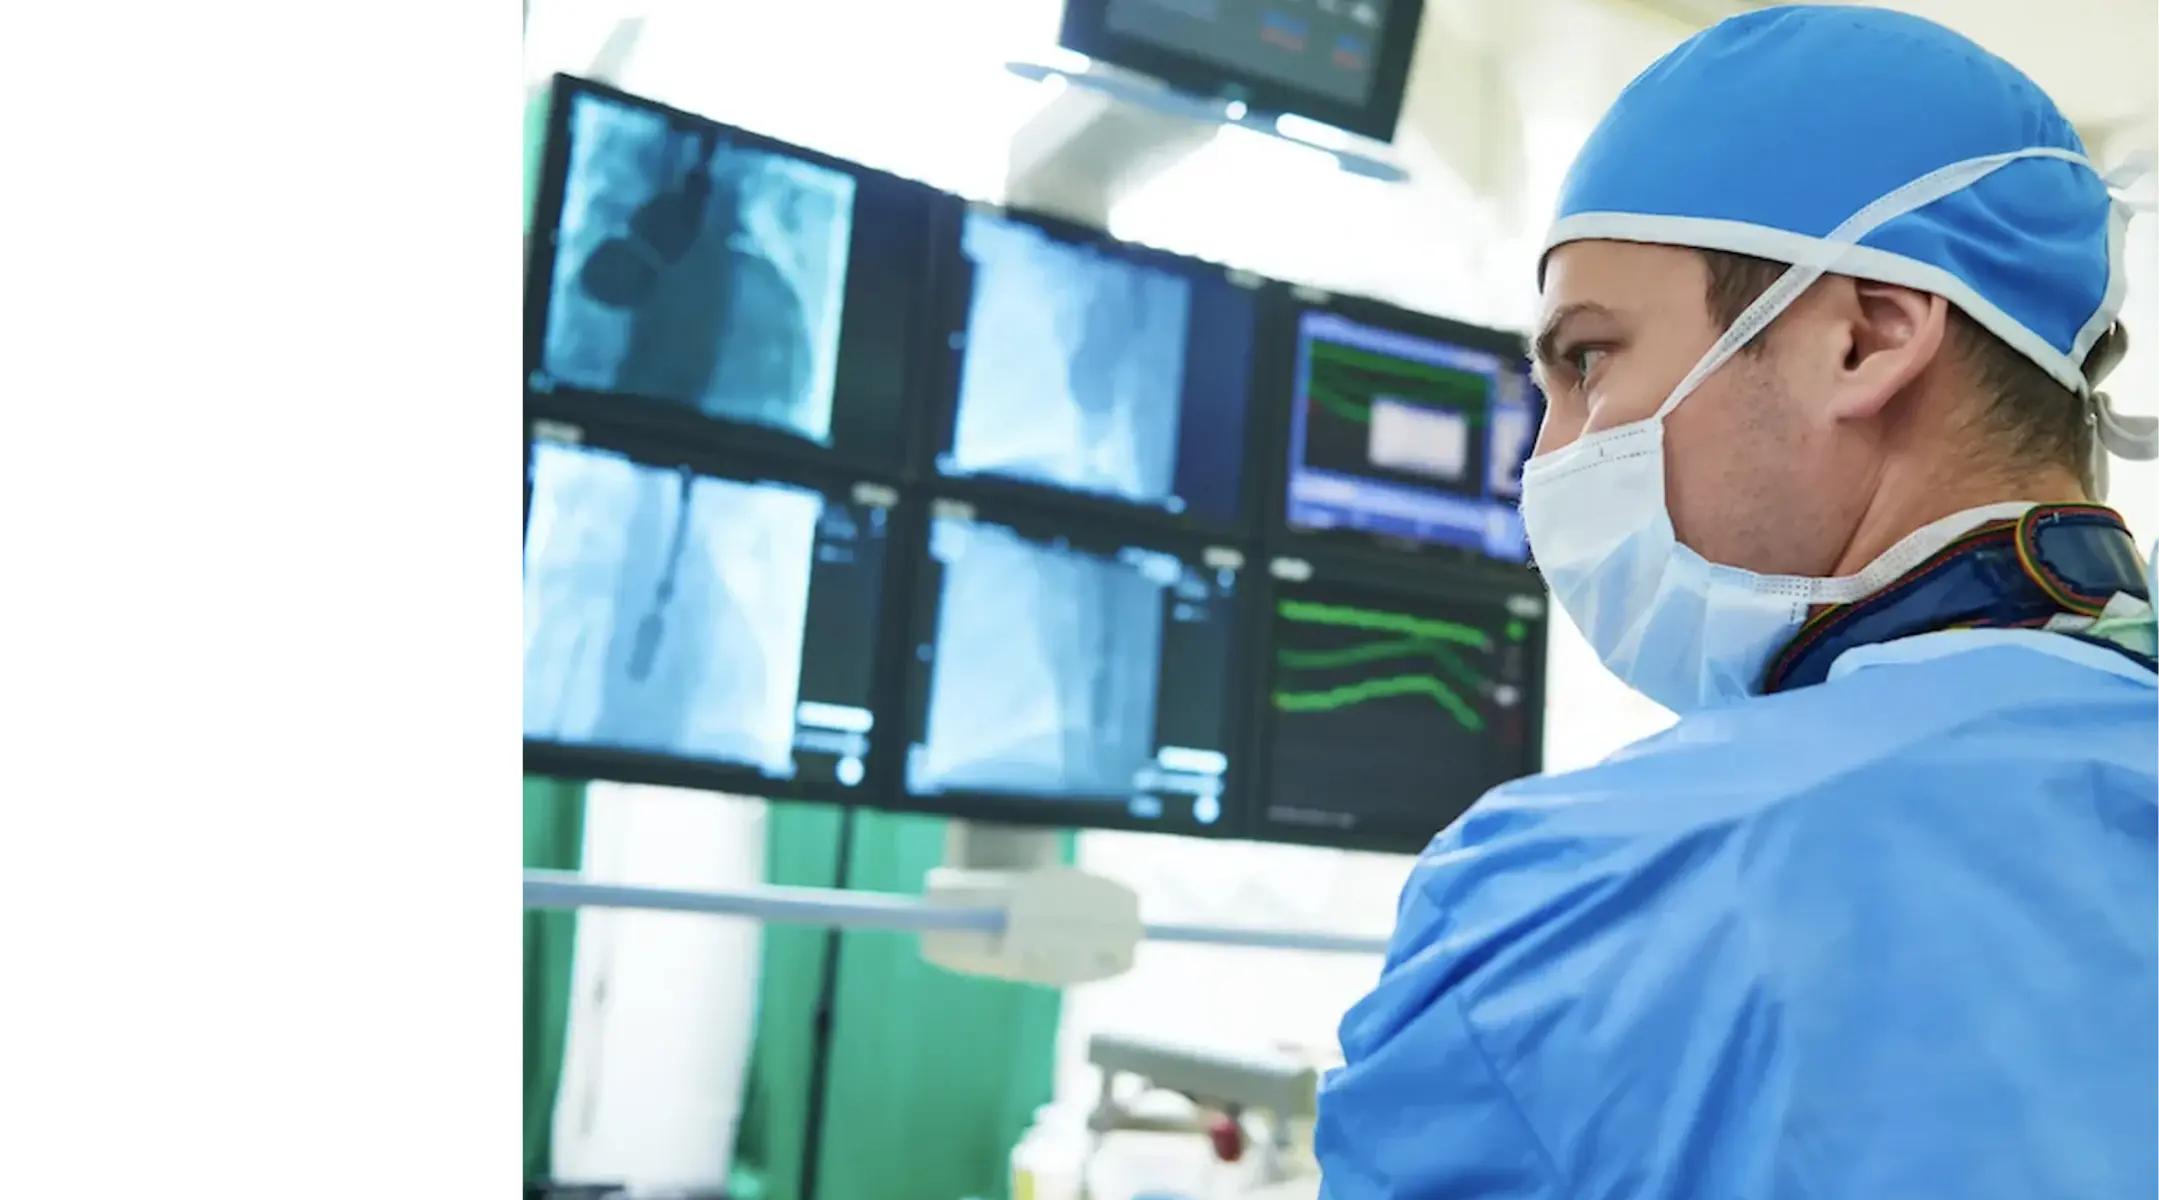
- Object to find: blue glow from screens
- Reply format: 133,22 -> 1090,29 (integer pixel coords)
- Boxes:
522,441 -> 821,774
543,93 -> 856,445
1285,310 -> 1536,561
1105,0 -> 1394,107
909,515 -> 1236,806
945,212 -> 1193,507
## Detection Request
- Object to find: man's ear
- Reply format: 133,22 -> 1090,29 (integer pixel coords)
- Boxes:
1835,280 -> 1949,421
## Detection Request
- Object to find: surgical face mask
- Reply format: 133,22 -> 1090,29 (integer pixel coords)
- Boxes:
1521,147 -> 2153,714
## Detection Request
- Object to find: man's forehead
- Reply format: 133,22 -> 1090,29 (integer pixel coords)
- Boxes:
1538,240 -> 1704,315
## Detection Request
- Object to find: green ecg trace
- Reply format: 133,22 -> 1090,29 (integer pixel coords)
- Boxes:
1276,635 -> 1446,671
1277,599 -> 1492,650
1274,638 -> 1490,697
1273,673 -> 1486,732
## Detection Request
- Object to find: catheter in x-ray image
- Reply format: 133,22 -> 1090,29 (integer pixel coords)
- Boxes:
543,93 -> 855,445
522,442 -> 819,775
913,519 -> 1167,796
947,214 -> 1191,504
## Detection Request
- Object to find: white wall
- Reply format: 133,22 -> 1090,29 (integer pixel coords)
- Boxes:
551,784 -> 767,1192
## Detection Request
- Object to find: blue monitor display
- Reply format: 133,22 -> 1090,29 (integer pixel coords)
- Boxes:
904,502 -> 1244,832
938,211 -> 1257,525
522,436 -> 889,791
1284,309 -> 1539,561
542,93 -> 854,443
1107,0 -> 1397,107
528,80 -> 940,466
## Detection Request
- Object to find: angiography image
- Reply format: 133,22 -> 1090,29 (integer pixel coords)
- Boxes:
523,441 -> 819,775
912,519 -> 1169,797
947,214 -> 1192,506
543,92 -> 856,445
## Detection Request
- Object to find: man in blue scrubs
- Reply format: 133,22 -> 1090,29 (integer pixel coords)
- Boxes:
1316,7 -> 2159,1196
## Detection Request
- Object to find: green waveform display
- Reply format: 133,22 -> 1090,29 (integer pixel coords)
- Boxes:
1272,673 -> 1486,732
1276,636 -> 1488,696
1273,600 -> 1498,732
1275,599 -> 1492,650
1307,337 -> 1493,428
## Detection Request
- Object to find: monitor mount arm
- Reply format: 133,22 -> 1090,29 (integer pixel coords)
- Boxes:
522,821 -> 1388,986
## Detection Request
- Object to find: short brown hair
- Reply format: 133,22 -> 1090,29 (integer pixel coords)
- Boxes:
1698,249 -> 2092,476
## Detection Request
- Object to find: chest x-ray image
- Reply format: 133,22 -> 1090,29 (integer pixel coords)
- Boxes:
912,518 -> 1168,796
523,442 -> 818,775
543,93 -> 856,445
948,214 -> 1192,505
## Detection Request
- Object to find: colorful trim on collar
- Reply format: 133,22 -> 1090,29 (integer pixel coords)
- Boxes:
1762,504 -> 2145,693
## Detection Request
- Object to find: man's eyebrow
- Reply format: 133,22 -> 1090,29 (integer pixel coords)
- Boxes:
1532,301 -> 1617,368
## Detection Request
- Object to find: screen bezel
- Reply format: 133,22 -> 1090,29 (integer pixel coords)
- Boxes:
1240,548 -> 1548,853
1057,0 -> 1427,142
520,414 -> 922,811
522,73 -> 955,482
921,201 -> 1270,541
1257,287 -> 1541,572
894,486 -> 1255,838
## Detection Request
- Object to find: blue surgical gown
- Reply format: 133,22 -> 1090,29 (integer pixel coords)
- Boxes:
1317,635 -> 2158,1198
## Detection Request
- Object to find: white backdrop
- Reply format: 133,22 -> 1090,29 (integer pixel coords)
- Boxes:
551,784 -> 767,1192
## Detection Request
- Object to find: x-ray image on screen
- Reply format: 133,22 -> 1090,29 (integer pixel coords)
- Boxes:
542,92 -> 856,444
911,518 -> 1169,796
523,441 -> 819,774
947,213 -> 1192,506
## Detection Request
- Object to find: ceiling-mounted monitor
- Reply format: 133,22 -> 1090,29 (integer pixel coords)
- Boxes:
525,75 -> 950,474
930,206 -> 1263,532
900,495 -> 1250,836
1251,559 -> 1547,852
1272,292 -> 1541,567
1059,0 -> 1427,142
521,421 -> 902,803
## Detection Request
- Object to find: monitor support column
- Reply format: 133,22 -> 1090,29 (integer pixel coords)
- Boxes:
945,819 -> 1067,871
1002,79 -> 1218,229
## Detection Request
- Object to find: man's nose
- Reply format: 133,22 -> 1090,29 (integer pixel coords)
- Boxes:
1528,410 -> 1583,461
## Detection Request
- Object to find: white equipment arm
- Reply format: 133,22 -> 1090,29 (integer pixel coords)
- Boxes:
523,869 -> 1388,986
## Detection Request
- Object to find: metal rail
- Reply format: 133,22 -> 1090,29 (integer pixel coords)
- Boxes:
523,870 -> 1389,957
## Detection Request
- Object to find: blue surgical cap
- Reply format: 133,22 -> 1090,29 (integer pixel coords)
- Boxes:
1547,5 -> 2130,402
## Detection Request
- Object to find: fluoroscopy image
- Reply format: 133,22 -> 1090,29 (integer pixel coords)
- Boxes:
912,518 -> 1168,796
948,214 -> 1192,505
523,441 -> 819,775
543,92 -> 855,444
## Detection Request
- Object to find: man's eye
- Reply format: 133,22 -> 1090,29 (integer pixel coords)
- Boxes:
1565,346 -> 1609,378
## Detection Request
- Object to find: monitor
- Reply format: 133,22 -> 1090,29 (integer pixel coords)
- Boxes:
526,76 -> 946,469
1281,304 -> 1540,563
522,427 -> 894,798
1254,565 -> 1544,851
1060,0 -> 1426,141
935,209 -> 1259,527
904,498 -> 1246,834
